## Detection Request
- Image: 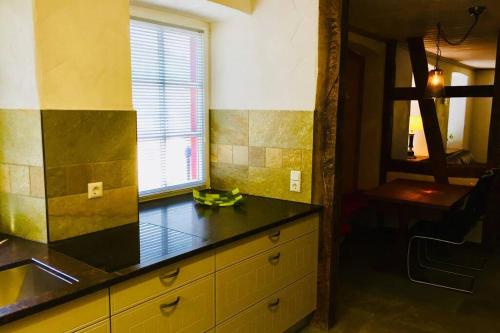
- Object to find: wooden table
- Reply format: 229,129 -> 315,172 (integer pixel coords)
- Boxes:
364,179 -> 473,269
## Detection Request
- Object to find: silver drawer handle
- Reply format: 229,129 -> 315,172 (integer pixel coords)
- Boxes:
268,298 -> 280,310
268,230 -> 281,242
268,252 -> 281,264
160,296 -> 180,312
160,267 -> 180,281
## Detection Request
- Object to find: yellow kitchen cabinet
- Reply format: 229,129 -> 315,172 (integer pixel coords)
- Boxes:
0,290 -> 109,333
76,319 -> 110,333
216,230 -> 318,323
111,252 -> 214,314
215,215 -> 319,270
111,275 -> 215,333
216,273 -> 317,333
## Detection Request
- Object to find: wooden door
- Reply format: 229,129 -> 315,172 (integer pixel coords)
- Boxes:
341,49 -> 365,194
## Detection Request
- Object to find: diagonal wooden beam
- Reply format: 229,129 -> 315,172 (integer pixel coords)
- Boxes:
488,31 -> 500,167
407,37 -> 449,184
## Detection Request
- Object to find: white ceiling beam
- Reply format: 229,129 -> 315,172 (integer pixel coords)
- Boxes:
208,0 -> 253,14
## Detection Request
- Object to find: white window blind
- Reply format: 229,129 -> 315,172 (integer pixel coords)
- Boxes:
130,19 -> 206,196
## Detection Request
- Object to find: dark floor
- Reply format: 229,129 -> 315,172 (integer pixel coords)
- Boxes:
303,223 -> 500,333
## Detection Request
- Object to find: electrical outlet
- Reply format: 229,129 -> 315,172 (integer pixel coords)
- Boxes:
88,182 -> 103,199
290,170 -> 301,192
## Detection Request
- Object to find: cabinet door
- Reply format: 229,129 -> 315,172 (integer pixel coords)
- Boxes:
215,215 -> 318,270
112,275 -> 215,333
0,290 -> 109,333
216,273 -> 316,333
216,231 -> 318,323
111,251 -> 214,314
76,319 -> 110,333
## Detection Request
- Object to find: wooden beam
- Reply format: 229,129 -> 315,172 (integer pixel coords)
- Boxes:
392,85 -> 495,100
488,31 -> 500,167
407,37 -> 449,184
379,40 -> 397,184
388,159 -> 487,178
311,0 -> 346,329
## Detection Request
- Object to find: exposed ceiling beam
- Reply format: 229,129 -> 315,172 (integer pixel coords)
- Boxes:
208,0 -> 253,14
392,85 -> 495,100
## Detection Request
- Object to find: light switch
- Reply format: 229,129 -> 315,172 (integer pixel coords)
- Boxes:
88,182 -> 103,199
290,170 -> 301,192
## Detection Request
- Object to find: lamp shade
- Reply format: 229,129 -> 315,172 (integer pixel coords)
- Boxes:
426,68 -> 445,97
409,115 -> 424,133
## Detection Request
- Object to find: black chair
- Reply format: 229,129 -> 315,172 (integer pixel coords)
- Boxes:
407,169 -> 498,293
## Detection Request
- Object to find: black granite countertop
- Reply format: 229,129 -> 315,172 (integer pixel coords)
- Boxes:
0,193 -> 321,325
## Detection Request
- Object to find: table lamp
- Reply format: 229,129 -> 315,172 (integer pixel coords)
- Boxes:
408,115 -> 423,159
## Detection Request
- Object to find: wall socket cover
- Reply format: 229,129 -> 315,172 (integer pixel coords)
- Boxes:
88,182 -> 103,199
290,170 -> 301,192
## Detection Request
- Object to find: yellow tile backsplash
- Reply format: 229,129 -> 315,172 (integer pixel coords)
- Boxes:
0,192 -> 47,243
249,110 -> 313,149
217,144 -> 233,164
248,146 -> 266,167
282,149 -> 303,170
9,165 -> 30,196
47,186 -> 138,241
41,110 -> 138,242
0,109 -> 47,242
210,109 -> 313,203
232,145 -> 249,166
265,148 -> 283,168
210,109 -> 249,145
0,109 -> 44,167
0,109 -> 138,243
29,166 -> 45,198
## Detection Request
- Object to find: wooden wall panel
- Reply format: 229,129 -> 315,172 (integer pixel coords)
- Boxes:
311,0 -> 346,329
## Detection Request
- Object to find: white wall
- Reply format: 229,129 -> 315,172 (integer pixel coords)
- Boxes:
34,0 -> 133,110
210,0 -> 318,111
348,32 -> 385,189
0,0 -> 39,109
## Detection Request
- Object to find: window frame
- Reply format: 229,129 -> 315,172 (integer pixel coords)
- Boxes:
130,6 -> 210,202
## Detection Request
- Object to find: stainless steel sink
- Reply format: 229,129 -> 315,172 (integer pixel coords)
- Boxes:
0,259 -> 78,307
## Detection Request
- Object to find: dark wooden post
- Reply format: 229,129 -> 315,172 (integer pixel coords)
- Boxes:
311,0 -> 346,329
488,31 -> 500,168
407,37 -> 449,184
379,40 -> 397,184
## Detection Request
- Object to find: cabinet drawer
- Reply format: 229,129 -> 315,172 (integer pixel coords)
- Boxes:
111,251 -> 214,314
76,319 -> 110,333
0,290 -> 109,333
216,273 -> 316,333
111,275 -> 215,333
216,231 -> 318,323
216,214 -> 319,270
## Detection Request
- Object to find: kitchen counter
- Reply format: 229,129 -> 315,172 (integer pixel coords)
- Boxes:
0,193 -> 321,325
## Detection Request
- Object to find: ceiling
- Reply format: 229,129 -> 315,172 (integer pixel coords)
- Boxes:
349,0 -> 500,68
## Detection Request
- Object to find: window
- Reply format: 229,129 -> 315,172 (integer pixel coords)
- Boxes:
130,19 -> 207,197
447,72 -> 469,149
